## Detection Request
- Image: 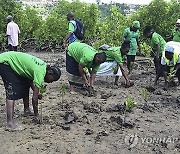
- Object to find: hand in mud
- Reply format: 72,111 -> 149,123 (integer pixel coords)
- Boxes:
34,115 -> 42,124
125,80 -> 133,88
84,84 -> 95,96
38,94 -> 42,100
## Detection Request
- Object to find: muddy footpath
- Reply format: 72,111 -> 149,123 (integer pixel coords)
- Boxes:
0,52 -> 180,154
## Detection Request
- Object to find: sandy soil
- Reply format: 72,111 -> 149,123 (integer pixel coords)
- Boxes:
0,52 -> 180,154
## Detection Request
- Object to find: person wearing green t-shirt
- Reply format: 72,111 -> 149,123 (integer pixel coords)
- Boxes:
63,12 -> 80,47
143,25 -> 166,84
123,21 -> 141,74
0,51 -> 61,131
66,42 -> 106,93
97,40 -> 131,87
171,19 -> 180,42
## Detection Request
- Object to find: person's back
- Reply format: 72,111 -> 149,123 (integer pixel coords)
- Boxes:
6,20 -> 20,50
67,42 -> 97,66
0,51 -> 46,88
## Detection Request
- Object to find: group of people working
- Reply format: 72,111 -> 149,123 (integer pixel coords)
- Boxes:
0,12 -> 180,131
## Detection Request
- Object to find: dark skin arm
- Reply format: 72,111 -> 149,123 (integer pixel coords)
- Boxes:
119,64 -> 130,87
136,38 -> 141,52
79,64 -> 89,85
32,86 -> 42,123
89,72 -> 96,87
29,81 -> 42,123
63,32 -> 73,47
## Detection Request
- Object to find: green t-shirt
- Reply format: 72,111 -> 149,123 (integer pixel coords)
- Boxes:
68,22 -> 75,33
151,32 -> 166,57
123,27 -> 139,55
104,47 -> 123,64
0,51 -> 47,88
67,42 -> 100,72
172,28 -> 180,42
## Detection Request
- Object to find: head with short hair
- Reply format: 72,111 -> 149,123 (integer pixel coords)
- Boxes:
7,15 -> 13,23
165,45 -> 174,60
44,66 -> 61,83
67,12 -> 74,21
120,40 -> 131,55
94,52 -> 106,64
143,25 -> 152,38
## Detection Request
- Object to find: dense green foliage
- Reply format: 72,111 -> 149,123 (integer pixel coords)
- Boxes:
0,0 -> 179,56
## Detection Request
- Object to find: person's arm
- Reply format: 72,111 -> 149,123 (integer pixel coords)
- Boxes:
162,65 -> 168,85
79,64 -> 89,85
63,22 -> 75,47
64,32 -> 73,44
119,64 -> 130,86
89,72 -> 96,87
137,38 -> 141,52
32,86 -> 42,123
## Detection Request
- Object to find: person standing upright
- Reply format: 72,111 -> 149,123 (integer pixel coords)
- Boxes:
6,15 -> 20,51
63,12 -> 82,47
123,21 -> 141,74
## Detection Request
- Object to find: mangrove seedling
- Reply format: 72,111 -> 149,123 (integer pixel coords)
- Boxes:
141,88 -> 149,102
60,83 -> 67,102
124,96 -> 138,123
125,96 -> 138,111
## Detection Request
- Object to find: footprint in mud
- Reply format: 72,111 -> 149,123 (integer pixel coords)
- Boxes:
100,92 -> 112,99
64,111 -> 78,124
138,103 -> 156,112
83,102 -> 101,113
95,130 -> 109,142
85,129 -> 94,135
106,104 -> 125,113
109,116 -> 135,129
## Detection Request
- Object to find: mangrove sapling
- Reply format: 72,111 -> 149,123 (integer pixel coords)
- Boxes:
167,69 -> 176,85
39,85 -> 47,123
60,83 -> 67,103
124,96 -> 138,123
140,88 -> 149,102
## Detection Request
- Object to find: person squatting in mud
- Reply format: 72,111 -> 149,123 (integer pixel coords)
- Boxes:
66,42 -> 106,94
96,40 -> 133,87
0,51 -> 61,131
161,41 -> 180,88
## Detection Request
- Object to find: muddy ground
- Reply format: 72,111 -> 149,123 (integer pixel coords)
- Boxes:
0,52 -> 180,154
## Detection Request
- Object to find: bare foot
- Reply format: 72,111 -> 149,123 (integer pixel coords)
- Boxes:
6,122 -> 24,131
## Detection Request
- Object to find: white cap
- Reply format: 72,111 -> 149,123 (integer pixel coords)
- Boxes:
176,19 -> 180,24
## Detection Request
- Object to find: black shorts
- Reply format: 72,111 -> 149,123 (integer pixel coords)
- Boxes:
0,64 -> 30,100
